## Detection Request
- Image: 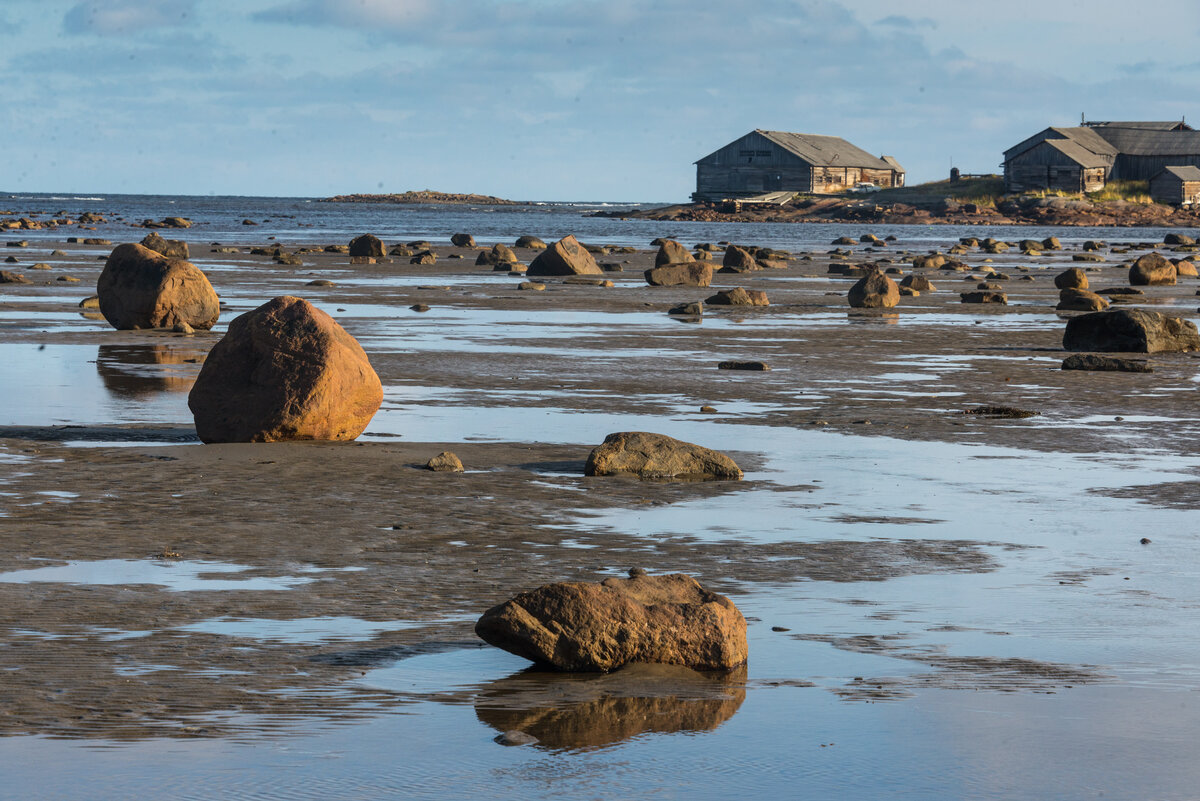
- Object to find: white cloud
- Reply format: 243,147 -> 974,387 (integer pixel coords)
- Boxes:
63,0 -> 196,35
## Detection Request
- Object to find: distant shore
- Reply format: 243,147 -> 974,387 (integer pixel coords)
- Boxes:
322,191 -> 518,205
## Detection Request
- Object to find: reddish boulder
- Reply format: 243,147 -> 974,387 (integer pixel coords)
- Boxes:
654,240 -> 695,266
1054,267 -> 1088,290
705,287 -> 768,306
187,296 -> 383,443
720,245 -> 758,273
848,269 -> 899,308
475,571 -> 748,672
527,235 -> 602,276
97,243 -> 219,330
900,274 -> 935,291
139,231 -> 189,259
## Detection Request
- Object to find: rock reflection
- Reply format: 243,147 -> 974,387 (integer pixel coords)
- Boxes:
474,662 -> 746,751
96,343 -> 208,397
847,311 -> 900,325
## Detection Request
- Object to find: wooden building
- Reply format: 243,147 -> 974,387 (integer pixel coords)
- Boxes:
1149,165 -> 1200,205
693,130 -> 904,202
1003,120 -> 1200,192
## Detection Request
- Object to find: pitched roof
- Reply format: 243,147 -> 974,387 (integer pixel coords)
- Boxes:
881,155 -> 904,172
1092,127 -> 1200,156
1003,126 -> 1117,162
1085,121 -> 1192,131
1155,165 -> 1200,181
1044,138 -> 1114,168
755,130 -> 896,170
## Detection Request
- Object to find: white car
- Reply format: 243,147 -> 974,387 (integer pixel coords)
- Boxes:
849,182 -> 881,194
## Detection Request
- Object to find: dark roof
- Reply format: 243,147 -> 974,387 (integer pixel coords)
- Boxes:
881,155 -> 904,172
1003,126 -> 1117,162
1155,165 -> 1200,181
1085,121 -> 1192,131
755,130 -> 897,171
1044,138 -> 1113,168
1092,127 -> 1200,156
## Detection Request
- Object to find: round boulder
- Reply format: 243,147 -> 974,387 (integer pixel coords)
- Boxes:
187,296 -> 383,443
1054,267 -> 1089,290
97,243 -> 219,331
848,269 -> 900,309
348,234 -> 385,258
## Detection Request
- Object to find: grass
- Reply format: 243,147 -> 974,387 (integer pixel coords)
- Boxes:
874,176 -> 1005,207
1085,180 -> 1152,203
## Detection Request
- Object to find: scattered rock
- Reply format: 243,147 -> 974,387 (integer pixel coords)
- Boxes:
584,431 -> 742,480
451,233 -> 475,247
654,240 -> 695,266
474,571 -> 748,672
348,234 -> 385,258
515,235 -> 547,250
1054,267 -> 1088,290
410,303 -> 431,312
78,295 -> 100,308
140,231 -> 189,259
961,405 -> 1039,419
912,254 -> 946,270
899,274 -> 935,291
1129,253 -> 1176,286
960,291 -> 1007,304
476,243 -> 518,266
0,270 -> 30,284
1056,288 -> 1109,312
1073,253 -> 1105,262
645,262 -> 713,287
1063,309 -> 1200,353
1061,354 -> 1153,373
97,243 -> 220,330
1164,233 -> 1195,246
518,281 -> 546,291
720,245 -> 758,273
699,405 -> 717,413
563,277 -> 614,287
187,296 -> 383,443
718,361 -> 770,371
173,321 -> 194,334
426,451 -> 464,472
494,731 -> 539,747
1173,259 -> 1198,277
410,251 -> 436,265
705,287 -> 768,306
30,262 -> 51,270
847,269 -> 899,309
1042,236 -> 1062,250
668,301 -> 703,316
527,235 -> 602,276
306,279 -> 335,287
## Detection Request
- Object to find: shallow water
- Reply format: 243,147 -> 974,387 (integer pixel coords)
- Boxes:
0,559 -> 358,592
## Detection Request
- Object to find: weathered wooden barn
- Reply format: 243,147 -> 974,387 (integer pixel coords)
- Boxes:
1003,120 -> 1200,193
693,130 -> 904,202
1149,165 -> 1200,205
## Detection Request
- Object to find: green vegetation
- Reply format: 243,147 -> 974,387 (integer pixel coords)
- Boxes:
874,176 -> 1005,207
1085,180 -> 1152,203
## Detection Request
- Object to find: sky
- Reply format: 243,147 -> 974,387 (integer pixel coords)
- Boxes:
3,0 -> 1200,201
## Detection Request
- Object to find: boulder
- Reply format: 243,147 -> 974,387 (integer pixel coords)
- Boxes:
960,291 -> 1007,304
427,451 -> 464,472
1165,233 -> 1196,246
474,571 -> 748,672
410,251 -> 436,265
1054,267 -> 1088,290
348,234 -> 385,259
187,296 -> 383,442
1063,309 -> 1200,353
899,274 -> 935,291
1129,253 -> 1176,286
654,240 -> 695,266
1042,236 -> 1062,250
1173,259 -> 1198,277
912,254 -> 946,270
97,243 -> 219,331
161,217 -> 192,229
832,236 -> 856,245
668,301 -> 703,316
1074,253 -> 1105,262
0,270 -> 30,284
527,235 -> 602,276
584,431 -> 742,480
720,245 -> 758,273
644,262 -> 712,287
139,231 -> 189,259
1061,354 -> 1153,373
705,287 -> 768,306
847,269 -> 900,309
451,233 -> 475,247
1056,288 -> 1109,312
476,243 -> 518,266
515,235 -> 547,250
718,361 -> 769,371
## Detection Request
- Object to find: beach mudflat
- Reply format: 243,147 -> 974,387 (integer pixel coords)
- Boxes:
2,229 -> 1200,799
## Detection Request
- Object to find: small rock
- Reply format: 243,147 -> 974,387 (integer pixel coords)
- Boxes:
960,291 -> 1007,304
668,301 -> 704,316
306,279 -> 335,287
451,233 -> 475,247
585,431 -> 742,480
410,304 -> 431,312
1061,354 -> 1153,372
173,321 -> 195,334
426,451 -> 464,472
699,405 -> 717,413
718,361 -> 770,371
518,281 -> 546,291
494,731 -> 539,747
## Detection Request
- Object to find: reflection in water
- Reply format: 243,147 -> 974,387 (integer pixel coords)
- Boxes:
847,311 -> 900,325
95,343 -> 209,397
474,662 -> 746,751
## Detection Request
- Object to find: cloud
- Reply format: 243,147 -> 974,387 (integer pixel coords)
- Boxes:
252,0 -> 435,28
63,0 -> 196,36
875,14 -> 936,30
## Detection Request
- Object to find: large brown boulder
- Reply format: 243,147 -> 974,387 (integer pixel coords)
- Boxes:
97,243 -> 219,331
720,245 -> 758,273
1129,253 -> 1176,286
654,240 -> 695,266
348,234 -> 385,258
187,296 -> 383,442
1056,288 -> 1109,312
900,274 -> 935,291
476,243 -> 518,266
1054,267 -> 1088,290
848,269 -> 899,308
644,262 -> 712,287
1063,309 -> 1200,353
139,231 -> 189,259
451,233 -> 476,247
527,235 -> 602,276
705,287 -> 768,306
584,431 -> 742,480
474,571 -> 748,672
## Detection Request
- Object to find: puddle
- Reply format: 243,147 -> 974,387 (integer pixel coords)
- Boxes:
0,559 -> 356,592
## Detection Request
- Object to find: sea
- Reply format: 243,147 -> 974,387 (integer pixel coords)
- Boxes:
3,192 -> 1197,249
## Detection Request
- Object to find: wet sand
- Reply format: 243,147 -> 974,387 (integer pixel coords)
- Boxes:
2,235 -> 1200,797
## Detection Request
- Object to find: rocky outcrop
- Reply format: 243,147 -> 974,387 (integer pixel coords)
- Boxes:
1062,309 -> 1200,353
474,571 -> 748,672
187,296 -> 383,442
139,232 -> 189,259
847,269 -> 899,309
584,431 -> 742,480
97,243 -> 220,330
644,262 -> 712,287
348,234 -> 385,258
1129,252 -> 1176,286
527,235 -> 602,276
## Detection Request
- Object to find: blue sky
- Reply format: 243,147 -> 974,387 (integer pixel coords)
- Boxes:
3,0 -> 1199,201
